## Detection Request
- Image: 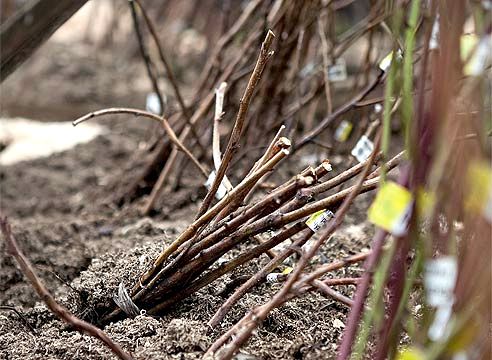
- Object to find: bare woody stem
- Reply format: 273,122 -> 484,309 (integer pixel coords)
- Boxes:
132,0 -> 205,152
72,108 -> 208,178
141,29 -> 263,215
0,217 -> 134,360
128,0 -> 164,115
336,165 -> 410,360
135,147 -> 289,292
196,30 -> 276,219
209,132 -> 381,359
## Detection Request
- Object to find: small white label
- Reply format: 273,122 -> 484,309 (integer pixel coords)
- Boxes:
424,256 -> 458,307
351,135 -> 374,163
266,273 -> 284,283
429,15 -> 440,50
204,171 -> 228,200
300,62 -> 316,78
428,303 -> 453,341
146,93 -> 161,114
328,59 -> 347,82
306,209 -> 335,232
379,49 -> 402,72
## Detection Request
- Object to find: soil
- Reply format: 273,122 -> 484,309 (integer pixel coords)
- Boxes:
0,9 -> 376,360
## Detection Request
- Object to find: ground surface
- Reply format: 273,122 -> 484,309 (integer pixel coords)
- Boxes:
0,5 -> 376,359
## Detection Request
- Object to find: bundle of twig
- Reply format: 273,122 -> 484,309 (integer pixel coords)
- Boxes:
73,19 -> 405,325
78,0 -> 391,213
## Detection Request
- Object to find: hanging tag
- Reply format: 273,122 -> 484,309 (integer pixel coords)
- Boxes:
266,272 -> 285,283
306,209 -> 335,232
466,161 -> 492,223
351,135 -> 374,163
146,93 -> 162,115
368,182 -> 413,236
204,171 -> 228,200
379,49 -> 402,72
396,347 -> 425,360
429,15 -> 440,50
327,58 -> 347,82
424,256 -> 458,341
424,256 -> 458,307
282,266 -> 293,275
334,120 -> 353,142
463,35 -> 492,76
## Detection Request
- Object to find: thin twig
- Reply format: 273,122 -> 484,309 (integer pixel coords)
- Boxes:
128,0 -> 164,115
132,0 -> 205,152
196,30 -> 276,219
0,217 -> 134,360
318,10 -> 333,115
73,108 -> 208,178
0,305 -> 37,334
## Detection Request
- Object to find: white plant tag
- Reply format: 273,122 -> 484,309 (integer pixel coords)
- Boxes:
306,209 -> 335,232
351,135 -> 374,163
428,302 -> 453,341
146,92 -> 161,114
425,256 -> 458,341
334,120 -> 353,142
424,256 -> 458,307
429,15 -> 440,50
328,58 -> 347,82
379,49 -> 402,72
465,35 -> 492,76
266,273 -> 284,283
204,171 -> 228,200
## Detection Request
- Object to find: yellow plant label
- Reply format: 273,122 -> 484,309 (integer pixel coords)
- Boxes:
396,347 -> 425,360
282,267 -> 293,275
335,120 -> 353,142
368,182 -> 413,236
466,161 -> 492,222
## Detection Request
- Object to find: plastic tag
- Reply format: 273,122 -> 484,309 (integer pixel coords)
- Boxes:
306,209 -> 334,232
463,35 -> 492,76
396,347 -> 425,360
146,93 -> 161,115
282,266 -> 293,275
466,161 -> 492,223
368,182 -> 413,236
428,303 -> 453,341
351,135 -> 374,163
328,58 -> 347,82
334,120 -> 353,142
266,272 -> 284,283
204,171 -> 228,200
424,256 -> 457,340
379,49 -> 402,72
429,15 -> 440,50
424,256 -> 458,307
